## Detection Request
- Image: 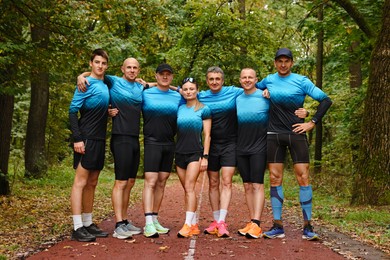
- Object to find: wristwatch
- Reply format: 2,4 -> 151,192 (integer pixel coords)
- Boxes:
311,118 -> 318,124
202,154 -> 209,159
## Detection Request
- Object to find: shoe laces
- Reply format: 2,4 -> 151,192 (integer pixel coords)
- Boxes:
304,224 -> 314,232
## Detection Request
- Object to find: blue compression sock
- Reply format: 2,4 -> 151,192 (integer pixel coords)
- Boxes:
270,186 -> 284,220
300,185 -> 313,221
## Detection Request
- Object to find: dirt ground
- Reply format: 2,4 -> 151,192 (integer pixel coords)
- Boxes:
28,172 -> 389,260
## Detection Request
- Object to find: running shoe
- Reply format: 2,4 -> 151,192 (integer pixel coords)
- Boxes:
263,222 -> 285,239
71,226 -> 96,242
153,220 -> 170,234
113,224 -> 133,239
191,224 -> 201,236
217,221 -> 230,238
302,224 -> 319,241
84,223 -> 109,237
177,224 -> 192,238
126,222 -> 142,235
143,223 -> 159,238
245,223 -> 262,239
204,220 -> 218,235
238,222 -> 252,236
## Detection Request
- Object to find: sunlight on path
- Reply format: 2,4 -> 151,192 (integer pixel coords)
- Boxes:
184,172 -> 207,260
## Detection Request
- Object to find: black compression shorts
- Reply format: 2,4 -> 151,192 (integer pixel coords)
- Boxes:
267,133 -> 310,163
110,135 -> 140,180
237,152 -> 266,184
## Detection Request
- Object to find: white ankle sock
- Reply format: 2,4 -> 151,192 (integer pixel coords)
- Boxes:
72,215 -> 83,231
218,209 -> 228,222
82,212 -> 93,227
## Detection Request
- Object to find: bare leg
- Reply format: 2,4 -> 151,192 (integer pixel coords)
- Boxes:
70,164 -> 90,215
112,180 -> 127,222
243,183 -> 254,219
143,172 -> 158,214
122,178 -> 135,220
219,166 -> 235,211
207,170 -> 220,212
152,172 -> 170,213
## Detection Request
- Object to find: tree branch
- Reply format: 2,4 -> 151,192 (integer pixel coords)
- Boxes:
332,0 -> 375,39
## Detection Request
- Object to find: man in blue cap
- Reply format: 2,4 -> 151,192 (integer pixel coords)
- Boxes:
258,48 -> 332,240
142,63 -> 182,238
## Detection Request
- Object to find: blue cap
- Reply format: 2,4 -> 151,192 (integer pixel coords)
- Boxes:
275,48 -> 293,60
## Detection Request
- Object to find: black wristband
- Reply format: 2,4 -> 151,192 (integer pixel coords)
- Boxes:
202,154 -> 209,159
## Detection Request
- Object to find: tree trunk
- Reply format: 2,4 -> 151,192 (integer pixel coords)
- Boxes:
24,24 -> 50,178
348,41 -> 362,163
0,94 -> 14,195
351,0 -> 390,205
314,1 -> 324,174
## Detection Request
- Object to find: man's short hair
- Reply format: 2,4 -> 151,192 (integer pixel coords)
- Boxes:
91,48 -> 109,62
206,66 -> 224,80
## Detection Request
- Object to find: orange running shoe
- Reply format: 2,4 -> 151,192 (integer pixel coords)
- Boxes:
238,222 -> 252,236
245,223 -> 262,239
203,220 -> 218,235
177,224 -> 192,238
217,221 -> 230,238
191,224 -> 201,236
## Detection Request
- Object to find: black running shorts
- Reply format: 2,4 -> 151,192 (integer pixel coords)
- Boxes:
175,152 -> 202,169
207,142 -> 237,171
73,139 -> 106,170
144,144 -> 175,172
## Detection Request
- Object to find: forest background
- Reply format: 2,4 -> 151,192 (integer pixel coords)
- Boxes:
0,0 -> 389,259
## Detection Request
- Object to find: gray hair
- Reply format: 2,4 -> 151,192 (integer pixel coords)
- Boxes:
206,66 -> 224,80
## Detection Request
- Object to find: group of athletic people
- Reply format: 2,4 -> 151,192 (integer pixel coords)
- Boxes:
68,47 -> 332,242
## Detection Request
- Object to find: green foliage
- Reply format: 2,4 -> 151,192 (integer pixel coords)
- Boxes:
1,0 -> 387,204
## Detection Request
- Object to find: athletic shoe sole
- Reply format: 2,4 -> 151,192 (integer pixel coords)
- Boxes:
144,232 -> 159,238
302,234 -> 319,241
263,233 -> 285,239
246,233 -> 262,239
71,236 -> 96,242
113,232 -> 132,239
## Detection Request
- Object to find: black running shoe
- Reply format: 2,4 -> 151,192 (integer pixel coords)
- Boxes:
71,227 -> 96,242
85,223 -> 109,237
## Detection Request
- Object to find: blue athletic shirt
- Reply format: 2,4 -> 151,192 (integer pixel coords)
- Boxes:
176,104 -> 211,154
106,75 -> 143,137
236,89 -> 269,155
257,73 -> 329,134
142,87 -> 182,145
69,76 -> 109,142
198,86 -> 243,144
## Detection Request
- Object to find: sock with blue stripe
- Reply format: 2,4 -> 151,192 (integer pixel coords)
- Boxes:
270,186 -> 284,221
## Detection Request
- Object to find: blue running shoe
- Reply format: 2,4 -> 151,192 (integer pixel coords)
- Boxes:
302,224 -> 319,240
263,223 -> 285,239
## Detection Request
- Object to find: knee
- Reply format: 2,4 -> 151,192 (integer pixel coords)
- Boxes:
73,178 -> 87,189
208,176 -> 219,189
127,178 -> 136,189
144,179 -> 157,190
221,179 -> 232,190
114,180 -> 127,190
269,171 -> 283,185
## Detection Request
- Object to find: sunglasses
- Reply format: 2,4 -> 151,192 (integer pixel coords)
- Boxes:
182,77 -> 196,84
